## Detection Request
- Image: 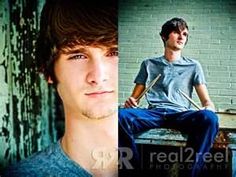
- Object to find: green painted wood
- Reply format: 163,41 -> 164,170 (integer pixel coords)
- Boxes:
135,113 -> 236,146
135,128 -> 188,146
0,0 -> 58,170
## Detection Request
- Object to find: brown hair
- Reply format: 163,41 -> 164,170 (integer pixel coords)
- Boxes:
160,17 -> 188,46
35,0 -> 117,82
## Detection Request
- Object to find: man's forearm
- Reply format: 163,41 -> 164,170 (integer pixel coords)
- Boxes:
131,84 -> 145,99
124,84 -> 145,108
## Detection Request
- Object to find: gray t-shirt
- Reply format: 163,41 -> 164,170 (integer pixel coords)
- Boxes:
2,141 -> 92,177
134,56 -> 206,111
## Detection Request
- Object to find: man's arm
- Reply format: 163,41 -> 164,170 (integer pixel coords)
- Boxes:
124,84 -> 145,108
195,84 -> 216,111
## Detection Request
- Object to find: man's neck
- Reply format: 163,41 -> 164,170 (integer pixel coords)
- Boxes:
61,112 -> 118,177
164,48 -> 181,62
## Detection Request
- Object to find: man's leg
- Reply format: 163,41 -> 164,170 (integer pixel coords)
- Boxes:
166,109 -> 219,177
118,108 -> 166,169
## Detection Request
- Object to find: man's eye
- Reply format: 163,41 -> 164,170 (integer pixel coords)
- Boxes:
107,51 -> 119,57
69,54 -> 87,60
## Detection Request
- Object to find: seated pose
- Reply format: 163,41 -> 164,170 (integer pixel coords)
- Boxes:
119,17 -> 219,177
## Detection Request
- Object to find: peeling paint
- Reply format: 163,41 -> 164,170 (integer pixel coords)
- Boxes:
0,0 -> 58,170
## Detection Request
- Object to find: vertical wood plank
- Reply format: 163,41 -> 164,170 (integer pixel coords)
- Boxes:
0,0 -> 58,170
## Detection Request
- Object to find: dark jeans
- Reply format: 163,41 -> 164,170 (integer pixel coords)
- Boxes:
118,108 -> 219,177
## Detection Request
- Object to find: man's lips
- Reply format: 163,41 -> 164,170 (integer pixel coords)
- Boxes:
85,90 -> 114,96
177,41 -> 184,44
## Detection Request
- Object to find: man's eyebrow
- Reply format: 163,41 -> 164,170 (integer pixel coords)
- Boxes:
61,48 -> 87,55
60,45 -> 118,55
107,46 -> 118,51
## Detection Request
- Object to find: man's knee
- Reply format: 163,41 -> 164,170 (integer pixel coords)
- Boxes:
118,108 -> 135,131
119,108 -> 131,122
197,109 -> 218,128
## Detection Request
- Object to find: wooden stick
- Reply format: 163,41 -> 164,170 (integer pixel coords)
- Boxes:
136,74 -> 161,102
179,89 -> 201,110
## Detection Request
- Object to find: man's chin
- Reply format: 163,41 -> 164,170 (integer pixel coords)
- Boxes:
82,106 -> 117,120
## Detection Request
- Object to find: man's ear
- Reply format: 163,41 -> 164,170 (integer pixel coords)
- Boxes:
161,36 -> 166,42
47,76 -> 54,84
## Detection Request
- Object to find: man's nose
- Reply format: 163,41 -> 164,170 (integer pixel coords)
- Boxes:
86,59 -> 108,85
178,34 -> 184,39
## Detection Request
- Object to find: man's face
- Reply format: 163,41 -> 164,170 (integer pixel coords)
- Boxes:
54,45 -> 118,120
165,28 -> 188,51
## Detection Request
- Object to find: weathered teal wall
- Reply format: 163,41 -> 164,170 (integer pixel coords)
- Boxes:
119,0 -> 236,110
0,0 -> 58,170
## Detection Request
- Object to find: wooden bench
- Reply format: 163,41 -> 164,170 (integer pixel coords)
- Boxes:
134,112 -> 236,176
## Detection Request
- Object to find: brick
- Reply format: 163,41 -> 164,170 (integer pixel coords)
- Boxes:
230,83 -> 236,89
220,60 -> 236,66
208,82 -> 231,89
211,96 -> 231,103
208,71 -> 230,77
208,89 -> 221,96
231,97 -> 236,104
219,89 -> 236,96
215,104 -> 233,110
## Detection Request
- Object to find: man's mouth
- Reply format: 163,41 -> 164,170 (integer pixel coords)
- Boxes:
85,90 -> 114,96
177,41 -> 183,45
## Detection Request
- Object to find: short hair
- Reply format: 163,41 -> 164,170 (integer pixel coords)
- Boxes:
160,17 -> 188,45
35,0 -> 117,82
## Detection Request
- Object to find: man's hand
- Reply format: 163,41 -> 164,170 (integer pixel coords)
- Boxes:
124,97 -> 138,108
201,106 -> 216,112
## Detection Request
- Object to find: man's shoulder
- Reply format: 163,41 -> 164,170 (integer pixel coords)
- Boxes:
2,142 -> 59,177
144,56 -> 163,61
2,141 -> 91,177
142,56 -> 163,64
181,57 -> 200,65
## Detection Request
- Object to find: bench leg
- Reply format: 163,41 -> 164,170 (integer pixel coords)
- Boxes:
228,145 -> 236,177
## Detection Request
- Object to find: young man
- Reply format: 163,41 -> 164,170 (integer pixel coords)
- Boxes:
119,17 -> 219,177
2,0 -> 118,177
